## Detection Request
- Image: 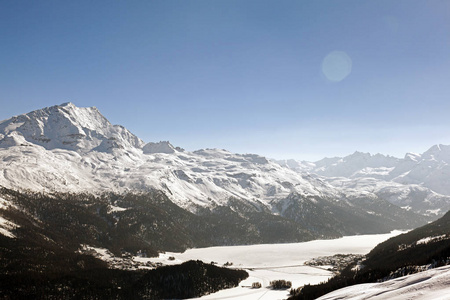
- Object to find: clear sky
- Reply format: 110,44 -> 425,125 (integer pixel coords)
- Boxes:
1,0 -> 449,161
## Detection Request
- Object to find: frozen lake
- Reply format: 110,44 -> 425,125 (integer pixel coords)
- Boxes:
141,231 -> 405,300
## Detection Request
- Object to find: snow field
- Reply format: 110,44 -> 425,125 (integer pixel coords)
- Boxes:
0,197 -> 20,238
0,215 -> 19,238
316,265 -> 450,300
134,231 -> 405,300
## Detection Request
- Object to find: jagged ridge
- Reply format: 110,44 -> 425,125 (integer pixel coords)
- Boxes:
0,103 -> 440,238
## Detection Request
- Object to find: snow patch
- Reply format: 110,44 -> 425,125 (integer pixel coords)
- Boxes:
316,265 -> 450,300
0,215 -> 19,238
78,245 -> 157,270
0,197 -> 17,210
107,205 -> 128,213
79,245 -> 115,262
426,208 -> 441,216
416,235 -> 447,245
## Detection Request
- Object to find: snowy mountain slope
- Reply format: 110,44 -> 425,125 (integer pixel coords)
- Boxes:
316,265 -> 450,300
270,191 -> 422,236
276,147 -> 450,217
0,103 -> 435,233
0,102 -> 145,152
0,103 -> 342,211
276,152 -> 399,179
392,144 -> 450,195
291,210 -> 450,300
1,103 -> 448,218
277,146 -> 450,194
0,140 -> 336,210
321,177 -> 450,216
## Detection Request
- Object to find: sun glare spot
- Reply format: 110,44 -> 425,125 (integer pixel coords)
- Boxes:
322,51 -> 352,82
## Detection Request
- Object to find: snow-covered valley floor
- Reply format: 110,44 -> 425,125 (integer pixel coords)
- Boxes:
136,231 -> 405,300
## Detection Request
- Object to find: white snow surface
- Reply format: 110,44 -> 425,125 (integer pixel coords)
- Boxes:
79,245 -> 115,262
416,235 -> 447,245
316,265 -> 450,300
0,196 -> 16,210
0,196 -> 19,238
0,142 -> 338,210
107,205 -> 128,213
133,231 -> 405,300
0,215 -> 19,238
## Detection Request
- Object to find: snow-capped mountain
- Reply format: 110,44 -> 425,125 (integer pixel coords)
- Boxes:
0,103 -> 353,210
0,103 -> 442,231
393,144 -> 450,195
276,147 -> 450,217
0,103 -> 338,210
278,151 -> 400,179
277,146 -> 450,193
0,102 -> 144,152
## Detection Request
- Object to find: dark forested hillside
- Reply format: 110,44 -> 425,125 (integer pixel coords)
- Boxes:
0,259 -> 247,300
128,260 -> 248,299
290,210 -> 450,300
0,187 -> 303,298
0,187 -> 317,258
0,186 -> 430,263
0,186 -> 436,299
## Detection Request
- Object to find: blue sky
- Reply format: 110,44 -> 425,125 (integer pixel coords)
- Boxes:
1,1 -> 449,160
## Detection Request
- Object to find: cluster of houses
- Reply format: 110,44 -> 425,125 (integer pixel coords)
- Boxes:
304,254 -> 365,273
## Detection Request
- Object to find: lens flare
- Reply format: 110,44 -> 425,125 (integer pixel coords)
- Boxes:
322,51 -> 352,82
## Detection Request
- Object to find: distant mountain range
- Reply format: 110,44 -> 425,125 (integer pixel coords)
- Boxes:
277,143 -> 450,195
0,103 -> 448,239
275,144 -> 450,216
0,103 -> 448,217
0,103 -> 439,240
0,103 -> 449,299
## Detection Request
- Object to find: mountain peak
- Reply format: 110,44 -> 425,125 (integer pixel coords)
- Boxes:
0,103 -> 144,152
59,102 -> 75,107
404,152 -> 420,161
143,141 -> 177,154
422,144 -> 450,162
348,151 -> 371,159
